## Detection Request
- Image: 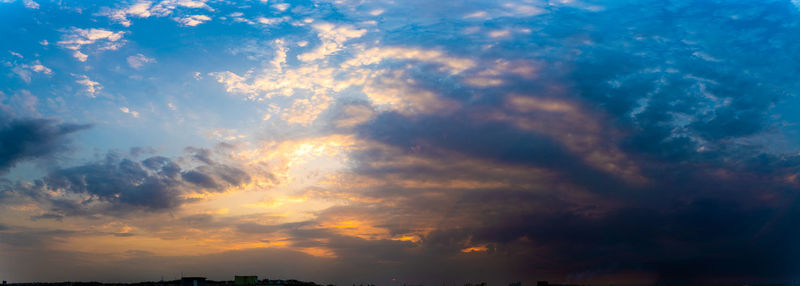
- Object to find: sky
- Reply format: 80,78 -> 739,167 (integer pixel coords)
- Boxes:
2,0 -> 800,285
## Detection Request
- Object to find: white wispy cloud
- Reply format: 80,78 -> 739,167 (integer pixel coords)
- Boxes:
177,14 -> 212,26
102,0 -> 213,27
29,61 -> 52,75
11,60 -> 53,83
214,38 -> 475,125
463,11 -> 488,19
58,28 -> 125,61
342,46 -> 476,75
22,0 -> 38,9
75,75 -> 101,97
127,53 -> 157,69
488,29 -> 511,38
272,3 -> 289,12
257,16 -> 288,26
73,51 -> 88,62
104,1 -> 153,27
297,22 -> 366,62
120,107 -> 140,118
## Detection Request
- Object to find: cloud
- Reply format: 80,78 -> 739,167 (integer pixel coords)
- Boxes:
341,46 -> 475,75
75,75 -> 101,97
8,148 -> 252,218
214,39 -> 476,125
361,70 -> 460,116
331,102 -> 375,128
11,62 -> 52,84
0,116 -> 90,174
272,3 -> 289,12
126,53 -> 156,69
57,28 -> 125,61
72,51 -> 88,62
297,22 -> 366,62
256,17 -> 288,26
9,59 -> 53,83
463,11 -> 488,19
102,0 -> 212,27
313,1 -> 800,283
501,2 -> 545,17
102,1 -> 153,27
119,107 -> 140,118
488,29 -> 510,38
29,62 -> 52,75
22,0 -> 37,9
177,14 -> 212,26
0,91 -> 38,118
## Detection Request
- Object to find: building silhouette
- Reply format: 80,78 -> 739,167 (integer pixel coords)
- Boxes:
180,277 -> 206,286
234,276 -> 257,286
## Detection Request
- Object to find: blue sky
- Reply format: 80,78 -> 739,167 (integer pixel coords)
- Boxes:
2,0 -> 800,285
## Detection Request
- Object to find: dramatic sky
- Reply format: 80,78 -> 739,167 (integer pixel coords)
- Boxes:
2,0 -> 800,285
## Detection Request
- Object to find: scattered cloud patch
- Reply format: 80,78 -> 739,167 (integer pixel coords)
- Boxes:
502,2 -> 545,17
342,46 -> 475,75
126,53 -> 156,69
120,107 -> 140,118
22,0 -> 37,9
488,29 -> 510,38
256,17 -> 288,26
57,28 -> 125,61
11,60 -> 53,83
463,11 -> 487,19
272,3 -> 289,12
102,0 -> 212,27
75,75 -> 101,97
297,22 -> 366,62
177,14 -> 211,26
103,1 -> 153,27
29,62 -> 52,75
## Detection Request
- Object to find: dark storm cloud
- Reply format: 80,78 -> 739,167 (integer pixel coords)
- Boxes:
0,116 -> 90,173
186,147 -> 215,165
38,154 -> 185,214
236,221 -> 312,234
339,0 -> 800,284
180,147 -> 251,192
182,170 -> 219,189
30,213 -> 64,221
357,111 -> 634,195
141,156 -> 181,178
9,150 -> 252,218
182,165 -> 250,191
319,149 -> 800,284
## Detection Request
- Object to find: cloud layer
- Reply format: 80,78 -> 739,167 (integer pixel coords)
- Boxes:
3,0 -> 800,285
